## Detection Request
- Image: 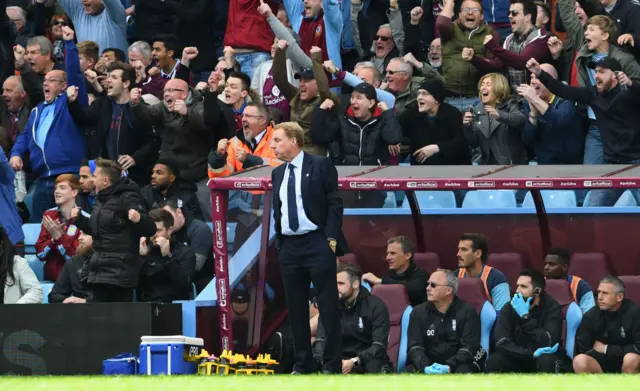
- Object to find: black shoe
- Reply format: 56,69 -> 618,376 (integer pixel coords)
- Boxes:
291,371 -> 303,375
321,370 -> 335,374
268,332 -> 284,365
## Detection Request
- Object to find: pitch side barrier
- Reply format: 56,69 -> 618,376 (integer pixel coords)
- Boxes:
209,164 -> 640,351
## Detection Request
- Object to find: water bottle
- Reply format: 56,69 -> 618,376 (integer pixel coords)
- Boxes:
15,170 -> 27,203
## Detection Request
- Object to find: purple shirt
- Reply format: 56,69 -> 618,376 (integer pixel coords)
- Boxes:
262,69 -> 291,121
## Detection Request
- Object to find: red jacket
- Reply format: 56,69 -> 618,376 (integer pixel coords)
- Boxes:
224,0 -> 279,53
35,208 -> 84,281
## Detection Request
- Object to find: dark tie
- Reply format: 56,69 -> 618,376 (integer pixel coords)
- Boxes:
251,140 -> 257,151
287,163 -> 299,232
9,113 -> 18,142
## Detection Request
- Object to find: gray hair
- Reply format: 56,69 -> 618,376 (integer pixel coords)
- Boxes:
353,61 -> 382,84
6,6 -> 26,24
388,57 -> 414,73
4,76 -> 24,92
377,23 -> 392,32
438,269 -> 459,295
128,41 -> 152,62
600,275 -> 626,296
27,36 -> 53,55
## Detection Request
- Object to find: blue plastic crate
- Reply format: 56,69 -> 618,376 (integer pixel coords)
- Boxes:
139,336 -> 204,375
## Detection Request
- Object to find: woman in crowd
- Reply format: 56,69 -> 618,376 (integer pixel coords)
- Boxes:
1,225 -> 43,304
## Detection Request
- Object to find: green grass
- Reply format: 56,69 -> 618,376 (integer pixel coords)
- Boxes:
0,375 -> 636,391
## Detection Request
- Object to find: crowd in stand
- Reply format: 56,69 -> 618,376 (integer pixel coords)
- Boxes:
1,0 -> 640,373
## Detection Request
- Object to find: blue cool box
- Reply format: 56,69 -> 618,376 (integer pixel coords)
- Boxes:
139,335 -> 204,375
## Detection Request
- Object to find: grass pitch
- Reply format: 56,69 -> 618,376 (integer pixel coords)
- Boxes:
0,374 -> 636,391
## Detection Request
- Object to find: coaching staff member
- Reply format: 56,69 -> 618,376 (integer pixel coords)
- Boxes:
270,121 -> 349,374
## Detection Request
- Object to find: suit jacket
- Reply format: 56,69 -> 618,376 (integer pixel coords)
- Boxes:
271,153 -> 349,256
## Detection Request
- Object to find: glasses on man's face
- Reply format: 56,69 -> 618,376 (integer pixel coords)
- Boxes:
427,281 -> 449,289
376,35 -> 391,42
462,7 -> 481,13
509,10 -> 520,17
164,88 -> 185,93
243,114 -> 265,119
386,70 -> 407,76
44,78 -> 64,84
52,20 -> 68,26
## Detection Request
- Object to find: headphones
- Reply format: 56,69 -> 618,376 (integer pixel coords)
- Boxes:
534,287 -> 542,296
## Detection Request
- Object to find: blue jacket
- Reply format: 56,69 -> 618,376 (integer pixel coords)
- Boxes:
482,0 -> 510,24
285,0 -> 343,69
523,96 -> 584,165
0,148 -> 24,245
10,39 -> 88,178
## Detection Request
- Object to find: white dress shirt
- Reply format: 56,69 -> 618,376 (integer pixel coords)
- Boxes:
279,151 -> 318,235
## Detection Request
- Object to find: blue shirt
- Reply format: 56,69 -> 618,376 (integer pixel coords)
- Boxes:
279,151 -> 318,235
456,265 -> 511,313
568,275 -> 596,313
35,99 -> 57,148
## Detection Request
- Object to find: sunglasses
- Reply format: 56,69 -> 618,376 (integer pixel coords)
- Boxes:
386,70 -> 408,76
376,35 -> 391,42
427,281 -> 450,289
509,10 -> 520,16
52,20 -> 68,26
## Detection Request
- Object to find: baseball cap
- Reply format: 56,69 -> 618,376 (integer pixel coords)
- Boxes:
588,57 -> 622,72
352,82 -> 377,101
294,67 -> 314,80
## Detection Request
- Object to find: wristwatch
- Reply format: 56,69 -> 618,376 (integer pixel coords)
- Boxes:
352,358 -> 359,367
329,239 -> 337,248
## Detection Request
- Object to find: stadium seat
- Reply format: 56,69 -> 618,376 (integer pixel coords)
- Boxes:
371,284 -> 412,373
339,253 -> 360,265
401,191 -> 457,209
412,252 -> 441,275
618,276 -> 640,307
487,253 -> 523,293
568,253 -> 610,292
462,190 -> 517,208
545,279 -> 583,358
26,255 -> 45,282
383,192 -> 397,208
22,223 -> 41,254
456,278 -> 496,355
522,191 -> 577,208
614,190 -> 638,207
41,282 -> 54,304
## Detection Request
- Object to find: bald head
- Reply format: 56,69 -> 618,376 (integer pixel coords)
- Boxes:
3,76 -> 27,112
163,78 -> 189,111
540,64 -> 558,79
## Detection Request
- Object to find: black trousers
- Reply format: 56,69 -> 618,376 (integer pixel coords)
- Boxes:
485,351 -> 563,373
279,230 -> 342,374
92,283 -> 134,303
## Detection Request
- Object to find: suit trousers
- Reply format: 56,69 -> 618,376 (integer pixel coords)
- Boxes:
278,230 -> 342,374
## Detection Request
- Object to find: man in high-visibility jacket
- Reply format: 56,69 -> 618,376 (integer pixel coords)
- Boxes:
455,233 -> 511,315
208,101 -> 282,180
543,247 -> 595,313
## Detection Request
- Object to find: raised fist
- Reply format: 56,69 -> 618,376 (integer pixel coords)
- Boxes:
182,47 -> 199,61
410,7 -> 423,25
66,86 -> 79,102
130,88 -> 142,105
62,26 -> 75,41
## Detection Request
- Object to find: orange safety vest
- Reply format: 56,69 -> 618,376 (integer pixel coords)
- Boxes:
569,275 -> 582,304
208,126 -> 282,182
458,265 -> 493,303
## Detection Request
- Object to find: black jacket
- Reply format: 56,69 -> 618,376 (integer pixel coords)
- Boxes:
138,238 -> 196,302
68,96 -> 158,186
399,102 -> 470,165
173,217 -> 213,282
538,70 -> 640,162
48,253 -> 94,303
203,90 -> 236,145
0,0 -> 16,84
76,192 -> 94,215
0,71 -> 43,154
312,106 -> 402,166
75,178 -> 156,289
141,179 -> 204,221
575,298 -> 640,358
381,261 -> 429,308
495,293 -> 563,360
272,153 -> 349,256
178,0 -> 216,73
134,0 -> 179,43
407,296 -> 485,371
314,288 -> 391,365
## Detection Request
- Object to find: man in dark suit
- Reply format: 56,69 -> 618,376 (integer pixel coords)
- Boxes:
270,121 -> 349,375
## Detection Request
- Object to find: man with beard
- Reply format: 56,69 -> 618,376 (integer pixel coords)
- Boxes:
67,61 -> 158,186
142,158 -> 203,221
455,233 -> 510,314
72,158 -> 156,302
10,27 -> 88,223
35,174 -> 87,281
138,208 -> 195,302
436,0 -> 501,110
527,56 -> 640,206
58,0 -> 128,55
48,231 -> 95,303
518,63 -> 583,164
77,160 -> 96,214
407,269 -> 486,374
573,276 -> 640,374
313,263 -> 392,374
485,268 -> 565,373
